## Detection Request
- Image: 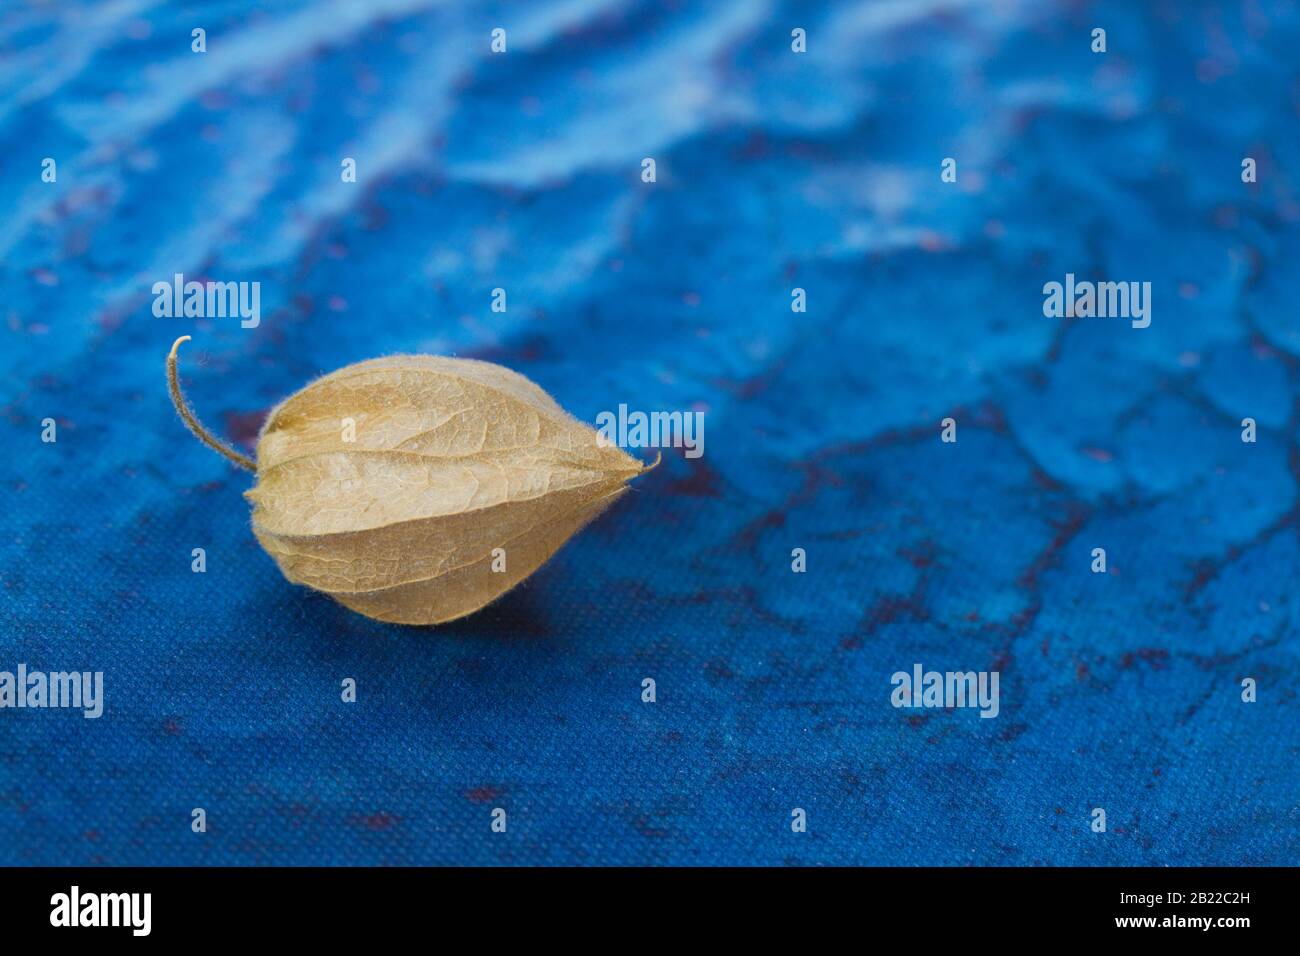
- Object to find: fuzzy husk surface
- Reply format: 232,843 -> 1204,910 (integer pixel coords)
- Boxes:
169,340 -> 650,625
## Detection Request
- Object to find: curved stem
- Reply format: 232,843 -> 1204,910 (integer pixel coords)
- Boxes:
166,336 -> 257,472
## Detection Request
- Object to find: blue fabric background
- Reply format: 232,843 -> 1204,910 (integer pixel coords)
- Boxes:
1,0 -> 1298,865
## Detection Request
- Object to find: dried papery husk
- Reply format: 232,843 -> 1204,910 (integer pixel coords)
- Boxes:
167,338 -> 655,625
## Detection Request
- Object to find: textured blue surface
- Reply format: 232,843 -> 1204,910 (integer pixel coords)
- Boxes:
1,0 -> 1299,865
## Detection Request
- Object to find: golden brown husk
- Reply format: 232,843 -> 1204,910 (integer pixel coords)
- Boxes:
169,338 -> 652,625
